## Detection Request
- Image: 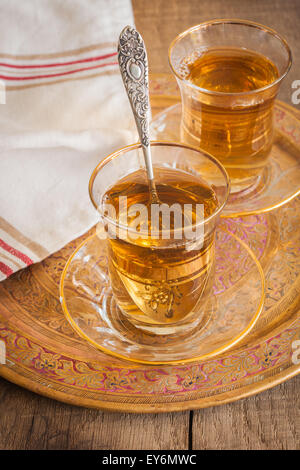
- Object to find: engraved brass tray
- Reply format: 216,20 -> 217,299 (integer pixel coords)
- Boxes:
0,74 -> 299,412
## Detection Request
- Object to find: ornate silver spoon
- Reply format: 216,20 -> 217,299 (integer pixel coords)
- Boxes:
118,26 -> 159,204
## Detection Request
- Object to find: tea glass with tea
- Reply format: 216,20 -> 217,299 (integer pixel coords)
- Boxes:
89,142 -> 230,335
169,20 -> 292,193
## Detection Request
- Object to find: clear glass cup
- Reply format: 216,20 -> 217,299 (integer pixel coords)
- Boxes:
89,142 -> 230,335
169,20 -> 292,192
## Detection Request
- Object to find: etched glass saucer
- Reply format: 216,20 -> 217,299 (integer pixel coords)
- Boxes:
150,102 -> 300,217
60,227 -> 265,365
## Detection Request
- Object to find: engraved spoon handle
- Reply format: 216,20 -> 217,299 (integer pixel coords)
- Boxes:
118,26 -> 159,203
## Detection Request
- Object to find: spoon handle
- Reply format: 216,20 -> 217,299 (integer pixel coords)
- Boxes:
118,26 -> 158,200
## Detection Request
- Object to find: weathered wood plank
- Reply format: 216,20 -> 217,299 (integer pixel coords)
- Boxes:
0,377 -> 189,450
192,376 -> 300,450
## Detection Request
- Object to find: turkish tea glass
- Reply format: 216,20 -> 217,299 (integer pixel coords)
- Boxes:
89,142 -> 229,335
169,20 -> 292,192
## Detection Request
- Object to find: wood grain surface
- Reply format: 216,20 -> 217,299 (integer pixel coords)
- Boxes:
0,0 -> 299,450
0,378 -> 189,450
0,375 -> 299,450
192,376 -> 300,450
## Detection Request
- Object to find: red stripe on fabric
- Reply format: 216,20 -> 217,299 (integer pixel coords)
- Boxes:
0,262 -> 13,276
0,61 -> 118,81
0,52 -> 117,69
0,238 -> 33,265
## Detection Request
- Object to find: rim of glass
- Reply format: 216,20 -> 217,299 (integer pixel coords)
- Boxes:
89,141 -> 230,236
168,19 -> 292,97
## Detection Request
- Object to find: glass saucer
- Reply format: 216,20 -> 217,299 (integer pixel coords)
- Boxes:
60,227 -> 265,365
150,102 -> 300,217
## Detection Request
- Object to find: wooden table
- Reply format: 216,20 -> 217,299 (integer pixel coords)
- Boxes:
0,0 -> 299,450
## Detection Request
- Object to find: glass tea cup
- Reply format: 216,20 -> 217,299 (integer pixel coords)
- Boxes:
169,20 -> 292,192
89,142 -> 230,335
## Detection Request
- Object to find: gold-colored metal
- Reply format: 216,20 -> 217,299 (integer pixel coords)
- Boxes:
0,76 -> 299,412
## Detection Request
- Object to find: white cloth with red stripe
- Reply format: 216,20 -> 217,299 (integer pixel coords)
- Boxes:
0,0 -> 136,280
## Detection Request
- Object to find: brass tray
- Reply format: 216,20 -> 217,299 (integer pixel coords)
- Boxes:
0,74 -> 299,412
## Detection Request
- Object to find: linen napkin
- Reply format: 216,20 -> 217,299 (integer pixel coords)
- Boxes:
0,0 -> 136,280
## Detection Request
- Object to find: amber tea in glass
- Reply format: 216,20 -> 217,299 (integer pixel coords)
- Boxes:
103,167 -> 218,326
169,20 -> 292,192
89,143 -> 230,334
